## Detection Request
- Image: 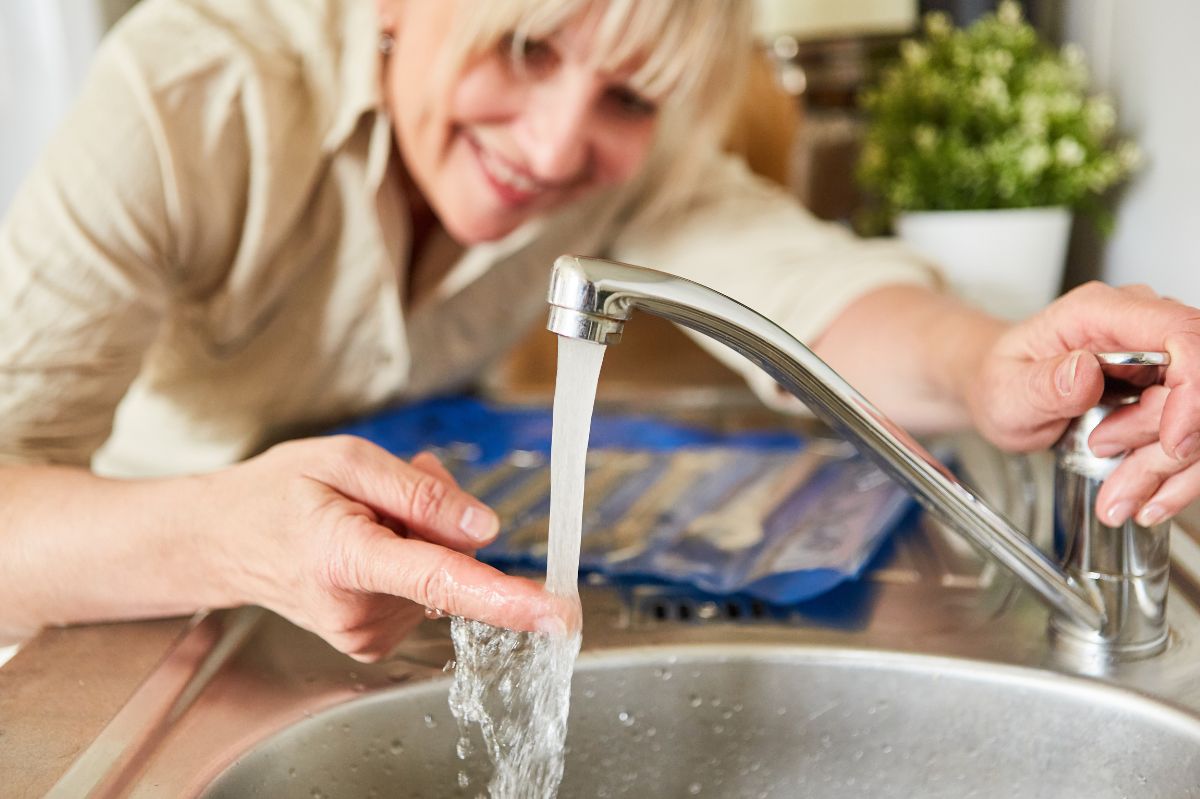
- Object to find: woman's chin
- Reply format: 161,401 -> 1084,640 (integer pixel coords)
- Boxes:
440,211 -> 529,246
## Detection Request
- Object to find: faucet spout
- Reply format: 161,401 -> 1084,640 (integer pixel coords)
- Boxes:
546,254 -> 1106,633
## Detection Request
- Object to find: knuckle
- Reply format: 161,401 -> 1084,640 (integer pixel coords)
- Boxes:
406,472 -> 451,523
320,601 -> 372,638
325,435 -> 372,469
1067,280 -> 1108,302
328,628 -> 379,658
410,551 -> 456,609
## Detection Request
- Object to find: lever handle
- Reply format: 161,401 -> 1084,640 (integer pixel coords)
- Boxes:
1095,351 -> 1169,405
1057,352 -> 1170,467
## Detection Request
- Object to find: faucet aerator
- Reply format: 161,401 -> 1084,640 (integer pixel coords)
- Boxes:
546,306 -> 624,346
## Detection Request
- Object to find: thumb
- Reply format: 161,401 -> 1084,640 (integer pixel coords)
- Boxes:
983,350 -> 1104,450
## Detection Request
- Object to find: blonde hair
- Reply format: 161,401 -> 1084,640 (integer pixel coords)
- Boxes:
433,0 -> 755,221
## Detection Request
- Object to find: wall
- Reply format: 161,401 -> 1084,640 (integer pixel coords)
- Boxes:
0,0 -> 138,215
1062,0 -> 1200,303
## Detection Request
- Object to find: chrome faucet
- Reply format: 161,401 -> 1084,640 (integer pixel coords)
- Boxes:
546,254 -> 1171,661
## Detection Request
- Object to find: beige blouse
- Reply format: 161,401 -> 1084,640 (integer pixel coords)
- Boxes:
0,0 -> 936,478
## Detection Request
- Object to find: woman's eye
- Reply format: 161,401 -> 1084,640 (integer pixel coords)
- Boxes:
499,34 -> 558,74
606,87 -> 657,119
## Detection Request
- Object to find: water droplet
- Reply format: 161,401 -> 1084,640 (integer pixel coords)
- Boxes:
423,713 -> 437,728
617,710 -> 635,726
458,771 -> 471,788
689,694 -> 703,708
287,768 -> 296,778
390,738 -> 404,754
688,783 -> 703,795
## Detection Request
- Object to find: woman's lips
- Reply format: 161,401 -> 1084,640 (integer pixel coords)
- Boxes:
465,133 -> 543,208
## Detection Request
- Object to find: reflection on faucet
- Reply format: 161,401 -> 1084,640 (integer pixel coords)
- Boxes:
546,255 -> 1171,661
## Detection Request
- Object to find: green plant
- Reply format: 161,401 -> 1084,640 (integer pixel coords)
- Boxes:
857,1 -> 1139,226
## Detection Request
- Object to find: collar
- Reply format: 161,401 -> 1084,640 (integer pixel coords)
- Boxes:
319,0 -> 385,154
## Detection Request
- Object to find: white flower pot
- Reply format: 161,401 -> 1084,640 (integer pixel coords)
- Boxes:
895,206 -> 1072,320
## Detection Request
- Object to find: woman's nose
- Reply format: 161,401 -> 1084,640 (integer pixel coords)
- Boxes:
521,74 -> 597,184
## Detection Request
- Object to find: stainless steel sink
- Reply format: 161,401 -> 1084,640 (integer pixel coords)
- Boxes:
45,431 -> 1200,798
201,645 -> 1200,799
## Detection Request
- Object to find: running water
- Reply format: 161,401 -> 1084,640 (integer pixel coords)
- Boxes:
448,337 -> 606,798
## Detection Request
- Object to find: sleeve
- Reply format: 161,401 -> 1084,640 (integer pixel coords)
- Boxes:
609,151 -> 943,412
0,40 -> 173,466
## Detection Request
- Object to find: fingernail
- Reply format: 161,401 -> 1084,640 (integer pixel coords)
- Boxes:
459,505 -> 499,542
1174,433 -> 1200,461
1136,503 -> 1168,527
536,615 -> 567,637
1056,353 -> 1080,396
1106,500 -> 1137,527
1089,441 -> 1125,458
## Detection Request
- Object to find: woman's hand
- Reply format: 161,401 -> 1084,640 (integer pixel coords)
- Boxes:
966,281 -> 1200,526
197,436 -> 569,662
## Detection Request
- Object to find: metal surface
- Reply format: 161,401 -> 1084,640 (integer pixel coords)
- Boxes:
546,254 -> 1104,631
45,425 -> 1200,797
200,646 -> 1200,799
1053,353 -> 1172,657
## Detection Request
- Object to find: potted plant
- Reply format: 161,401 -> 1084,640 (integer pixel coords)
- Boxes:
857,1 -> 1140,319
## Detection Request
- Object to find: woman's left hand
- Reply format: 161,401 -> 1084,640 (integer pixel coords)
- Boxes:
966,281 -> 1200,526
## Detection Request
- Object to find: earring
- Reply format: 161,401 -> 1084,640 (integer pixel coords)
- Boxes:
379,32 -> 395,55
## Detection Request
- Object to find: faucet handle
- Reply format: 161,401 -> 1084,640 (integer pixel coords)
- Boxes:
1056,352 -> 1169,474
1095,351 -> 1169,405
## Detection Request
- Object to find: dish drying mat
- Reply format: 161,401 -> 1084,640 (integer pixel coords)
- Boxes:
332,396 -> 918,604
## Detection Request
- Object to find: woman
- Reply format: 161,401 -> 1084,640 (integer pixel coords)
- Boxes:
2,0 -> 1198,661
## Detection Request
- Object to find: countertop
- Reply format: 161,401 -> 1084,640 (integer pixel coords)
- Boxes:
5,501 -> 1198,797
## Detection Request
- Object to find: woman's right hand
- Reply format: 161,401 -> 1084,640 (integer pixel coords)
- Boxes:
194,436 -> 569,661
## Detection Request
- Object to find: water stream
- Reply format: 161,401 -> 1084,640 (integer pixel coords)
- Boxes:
448,337 -> 606,797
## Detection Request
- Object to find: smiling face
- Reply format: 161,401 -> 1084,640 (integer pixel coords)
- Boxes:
381,1 -> 663,245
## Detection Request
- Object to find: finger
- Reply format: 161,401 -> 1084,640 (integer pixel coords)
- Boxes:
326,601 -> 426,663
411,451 -> 460,486
1088,385 -> 1170,457
1116,283 -> 1159,300
1047,284 -> 1200,459
983,350 -> 1105,450
1096,440 -> 1200,525
1134,460 -> 1200,527
315,436 -> 499,548
408,452 -> 477,554
352,532 -> 573,633
1159,330 -> 1200,459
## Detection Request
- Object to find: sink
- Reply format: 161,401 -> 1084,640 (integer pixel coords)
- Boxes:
202,645 -> 1200,799
44,432 -> 1200,798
